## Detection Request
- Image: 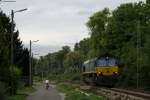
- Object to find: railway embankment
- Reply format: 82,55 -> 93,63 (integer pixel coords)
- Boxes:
79,85 -> 150,100
50,80 -> 150,100
51,82 -> 105,100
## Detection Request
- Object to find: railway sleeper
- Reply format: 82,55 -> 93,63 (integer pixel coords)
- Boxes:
99,90 -> 147,100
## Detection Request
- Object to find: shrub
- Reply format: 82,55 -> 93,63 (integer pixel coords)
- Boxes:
9,66 -> 22,94
0,82 -> 6,100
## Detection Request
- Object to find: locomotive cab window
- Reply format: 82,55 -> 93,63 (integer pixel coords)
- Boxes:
108,58 -> 117,66
96,57 -> 107,66
96,57 -> 117,67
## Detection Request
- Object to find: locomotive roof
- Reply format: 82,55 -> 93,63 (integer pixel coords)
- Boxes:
83,58 -> 97,64
98,54 -> 116,58
83,55 -> 117,65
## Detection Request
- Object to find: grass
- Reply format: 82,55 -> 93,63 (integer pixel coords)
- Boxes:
56,83 -> 105,100
49,73 -> 105,100
48,73 -> 84,85
7,87 -> 35,100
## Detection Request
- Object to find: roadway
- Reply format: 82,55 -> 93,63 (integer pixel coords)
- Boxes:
27,84 -> 64,100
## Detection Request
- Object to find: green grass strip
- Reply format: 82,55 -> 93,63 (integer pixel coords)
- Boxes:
7,87 -> 35,100
56,83 -> 105,100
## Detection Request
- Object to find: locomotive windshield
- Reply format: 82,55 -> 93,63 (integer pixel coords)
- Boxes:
96,57 -> 117,66
108,58 -> 117,66
97,58 -> 107,66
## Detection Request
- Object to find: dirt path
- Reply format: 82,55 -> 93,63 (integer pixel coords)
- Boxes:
27,85 -> 64,100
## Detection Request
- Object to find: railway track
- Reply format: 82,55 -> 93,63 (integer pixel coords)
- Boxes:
80,85 -> 150,100
110,88 -> 150,100
66,82 -> 150,100
96,87 -> 150,100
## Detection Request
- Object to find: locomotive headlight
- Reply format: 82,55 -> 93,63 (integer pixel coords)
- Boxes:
113,72 -> 118,75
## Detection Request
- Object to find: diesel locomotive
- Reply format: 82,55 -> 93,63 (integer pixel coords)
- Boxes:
82,56 -> 119,87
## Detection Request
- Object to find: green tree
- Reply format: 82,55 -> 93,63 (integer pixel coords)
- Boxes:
0,11 -> 30,94
86,8 -> 110,57
74,38 -> 90,59
56,46 -> 71,68
36,46 -> 71,76
63,51 -> 83,73
85,1 -> 150,89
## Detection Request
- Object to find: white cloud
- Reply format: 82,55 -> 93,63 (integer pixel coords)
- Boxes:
1,0 -> 145,56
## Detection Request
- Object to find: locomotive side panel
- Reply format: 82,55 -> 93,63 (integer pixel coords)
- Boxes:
83,58 -> 96,74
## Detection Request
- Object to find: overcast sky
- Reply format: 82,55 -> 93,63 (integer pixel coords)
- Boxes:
1,0 -> 144,57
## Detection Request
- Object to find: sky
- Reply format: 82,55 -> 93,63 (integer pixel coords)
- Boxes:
0,0 -> 144,57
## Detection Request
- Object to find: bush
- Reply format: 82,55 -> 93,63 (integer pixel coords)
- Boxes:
71,73 -> 81,81
9,66 -> 22,94
0,82 -> 6,100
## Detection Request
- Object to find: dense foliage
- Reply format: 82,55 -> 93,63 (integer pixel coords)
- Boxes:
37,1 -> 150,90
0,11 -> 30,96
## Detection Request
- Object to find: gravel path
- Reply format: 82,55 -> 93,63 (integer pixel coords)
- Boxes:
27,85 -> 64,100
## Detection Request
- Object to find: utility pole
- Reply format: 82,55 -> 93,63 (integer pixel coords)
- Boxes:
42,71 -> 44,81
11,10 -> 14,66
29,40 -> 32,86
136,21 -> 141,89
29,40 -> 39,86
32,53 -> 34,85
10,9 -> 14,95
10,8 -> 27,94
